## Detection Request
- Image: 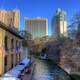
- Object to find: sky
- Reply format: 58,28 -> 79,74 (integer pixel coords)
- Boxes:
0,0 -> 80,36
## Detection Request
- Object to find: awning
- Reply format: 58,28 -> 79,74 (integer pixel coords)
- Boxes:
2,58 -> 30,78
21,58 -> 30,66
14,58 -> 30,71
3,69 -> 21,77
14,65 -> 25,72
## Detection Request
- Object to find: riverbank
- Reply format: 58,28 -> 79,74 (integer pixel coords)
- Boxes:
48,59 -> 80,80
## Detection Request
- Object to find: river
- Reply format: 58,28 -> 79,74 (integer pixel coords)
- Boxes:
32,59 -> 71,80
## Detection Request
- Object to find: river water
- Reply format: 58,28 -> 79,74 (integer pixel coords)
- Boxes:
32,59 -> 71,80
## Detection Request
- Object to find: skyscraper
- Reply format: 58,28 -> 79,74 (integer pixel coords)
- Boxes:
0,9 -> 20,31
25,17 -> 48,39
52,9 -> 67,38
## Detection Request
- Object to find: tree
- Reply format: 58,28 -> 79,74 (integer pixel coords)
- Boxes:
59,12 -> 80,73
67,12 -> 80,40
19,30 -> 32,47
75,13 -> 80,39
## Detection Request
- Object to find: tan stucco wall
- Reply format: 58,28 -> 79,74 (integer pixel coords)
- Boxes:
0,27 -> 5,75
0,27 -> 23,76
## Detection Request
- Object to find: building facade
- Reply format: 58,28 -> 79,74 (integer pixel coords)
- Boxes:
0,9 -> 20,31
25,17 -> 48,39
0,21 -> 23,76
52,9 -> 67,38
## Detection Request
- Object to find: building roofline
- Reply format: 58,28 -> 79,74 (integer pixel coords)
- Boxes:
0,9 -> 20,12
0,21 -> 23,39
25,17 -> 48,21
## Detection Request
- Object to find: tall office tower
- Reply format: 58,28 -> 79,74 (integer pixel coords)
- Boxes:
25,17 -> 48,39
52,8 -> 67,38
0,9 -> 20,31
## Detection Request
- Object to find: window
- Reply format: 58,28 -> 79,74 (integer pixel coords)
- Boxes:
19,53 -> 21,61
4,56 -> 7,66
16,40 -> 18,48
11,38 -> 14,51
11,54 -> 13,68
4,36 -> 8,51
4,56 -> 7,73
15,54 -> 18,65
16,40 -> 19,53
19,41 -> 22,48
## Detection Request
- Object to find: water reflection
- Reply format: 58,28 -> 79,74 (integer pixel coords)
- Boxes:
32,59 -> 71,80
